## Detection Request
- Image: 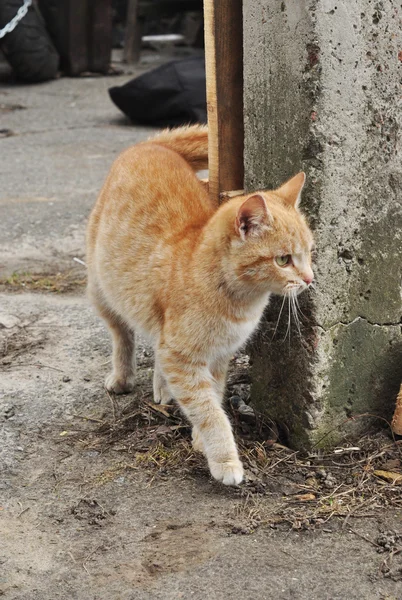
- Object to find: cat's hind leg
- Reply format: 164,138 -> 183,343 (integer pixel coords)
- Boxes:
104,320 -> 136,394
88,279 -> 136,394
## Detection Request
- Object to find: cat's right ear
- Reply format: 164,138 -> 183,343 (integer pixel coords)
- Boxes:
235,194 -> 272,240
275,172 -> 306,208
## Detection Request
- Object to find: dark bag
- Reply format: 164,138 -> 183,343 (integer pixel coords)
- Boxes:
109,57 -> 206,127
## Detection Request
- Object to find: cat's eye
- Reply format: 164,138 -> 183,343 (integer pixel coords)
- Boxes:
275,255 -> 291,267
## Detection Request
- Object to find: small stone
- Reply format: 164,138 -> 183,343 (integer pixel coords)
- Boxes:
0,313 -> 20,329
229,395 -> 244,409
83,375 -> 91,382
62,375 -> 71,383
238,403 -> 256,423
305,476 -> 318,488
244,469 -> 258,483
376,531 -> 399,549
114,476 -> 126,485
324,474 -> 337,488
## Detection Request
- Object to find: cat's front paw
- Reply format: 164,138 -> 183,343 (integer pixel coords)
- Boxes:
105,373 -> 135,394
153,370 -> 174,404
209,458 -> 244,486
191,428 -> 204,453
153,384 -> 174,405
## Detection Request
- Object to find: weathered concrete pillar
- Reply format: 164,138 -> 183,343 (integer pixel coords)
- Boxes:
243,0 -> 402,447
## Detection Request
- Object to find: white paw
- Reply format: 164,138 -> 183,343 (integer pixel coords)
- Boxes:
105,373 -> 135,394
209,458 -> 244,486
153,383 -> 174,405
191,428 -> 205,453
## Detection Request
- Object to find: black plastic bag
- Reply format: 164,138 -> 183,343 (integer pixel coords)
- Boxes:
109,57 -> 206,127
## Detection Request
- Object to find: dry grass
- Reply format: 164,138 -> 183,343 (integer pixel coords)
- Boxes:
0,269 -> 86,293
232,435 -> 402,531
67,384 -> 402,531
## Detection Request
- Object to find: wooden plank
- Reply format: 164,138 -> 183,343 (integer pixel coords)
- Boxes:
124,0 -> 141,64
66,0 -> 89,75
204,0 -> 244,203
88,0 -> 113,73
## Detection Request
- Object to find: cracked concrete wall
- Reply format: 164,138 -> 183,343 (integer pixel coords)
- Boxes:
244,0 -> 402,447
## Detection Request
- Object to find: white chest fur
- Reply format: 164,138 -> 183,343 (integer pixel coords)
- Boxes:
224,315 -> 261,353
214,295 -> 270,358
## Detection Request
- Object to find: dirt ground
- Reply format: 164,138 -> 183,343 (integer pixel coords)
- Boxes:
1,52 -> 402,600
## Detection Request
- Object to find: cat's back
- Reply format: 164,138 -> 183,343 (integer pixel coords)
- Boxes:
87,142 -> 214,258
86,140 -> 215,332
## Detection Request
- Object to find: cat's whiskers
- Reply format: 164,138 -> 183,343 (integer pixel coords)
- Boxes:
283,292 -> 292,344
271,293 -> 287,340
293,292 -> 307,321
271,287 -> 303,343
290,290 -> 302,336
281,283 -> 305,343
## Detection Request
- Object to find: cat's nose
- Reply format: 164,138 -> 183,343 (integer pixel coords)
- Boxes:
303,268 -> 314,285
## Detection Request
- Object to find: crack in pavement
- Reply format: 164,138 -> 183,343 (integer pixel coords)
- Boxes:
317,315 -> 402,333
2,124 -> 128,138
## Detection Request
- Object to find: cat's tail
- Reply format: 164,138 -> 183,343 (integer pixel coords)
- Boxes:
149,124 -> 208,171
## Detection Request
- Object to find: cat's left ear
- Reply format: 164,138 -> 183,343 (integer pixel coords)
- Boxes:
235,194 -> 273,240
275,172 -> 306,208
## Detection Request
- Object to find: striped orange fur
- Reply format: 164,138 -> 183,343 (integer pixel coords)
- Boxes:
86,124 -> 314,485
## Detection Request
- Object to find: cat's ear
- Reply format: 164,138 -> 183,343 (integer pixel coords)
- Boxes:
275,172 -> 306,208
235,194 -> 272,240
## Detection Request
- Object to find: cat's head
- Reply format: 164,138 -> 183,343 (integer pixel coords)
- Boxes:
225,173 -> 314,297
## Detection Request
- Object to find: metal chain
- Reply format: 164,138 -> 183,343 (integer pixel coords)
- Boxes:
0,0 -> 33,40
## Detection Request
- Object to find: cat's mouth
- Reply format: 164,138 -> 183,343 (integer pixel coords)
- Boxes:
284,281 -> 305,295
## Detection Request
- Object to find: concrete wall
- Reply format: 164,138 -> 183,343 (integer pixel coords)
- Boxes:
243,0 -> 402,447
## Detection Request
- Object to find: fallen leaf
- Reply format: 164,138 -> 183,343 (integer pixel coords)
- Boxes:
391,383 -> 402,435
147,403 -> 172,418
381,459 -> 401,472
154,425 -> 173,435
289,493 -> 316,502
374,470 -> 402,485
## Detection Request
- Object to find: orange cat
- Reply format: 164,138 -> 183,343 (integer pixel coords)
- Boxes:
86,125 -> 314,485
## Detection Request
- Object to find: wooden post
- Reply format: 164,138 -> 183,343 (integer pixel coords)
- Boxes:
204,0 -> 244,203
66,0 -> 89,75
88,0 -> 113,73
124,0 -> 141,64
37,0 -> 112,75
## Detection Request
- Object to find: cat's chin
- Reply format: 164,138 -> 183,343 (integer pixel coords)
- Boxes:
270,286 -> 303,296
281,283 -> 307,296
